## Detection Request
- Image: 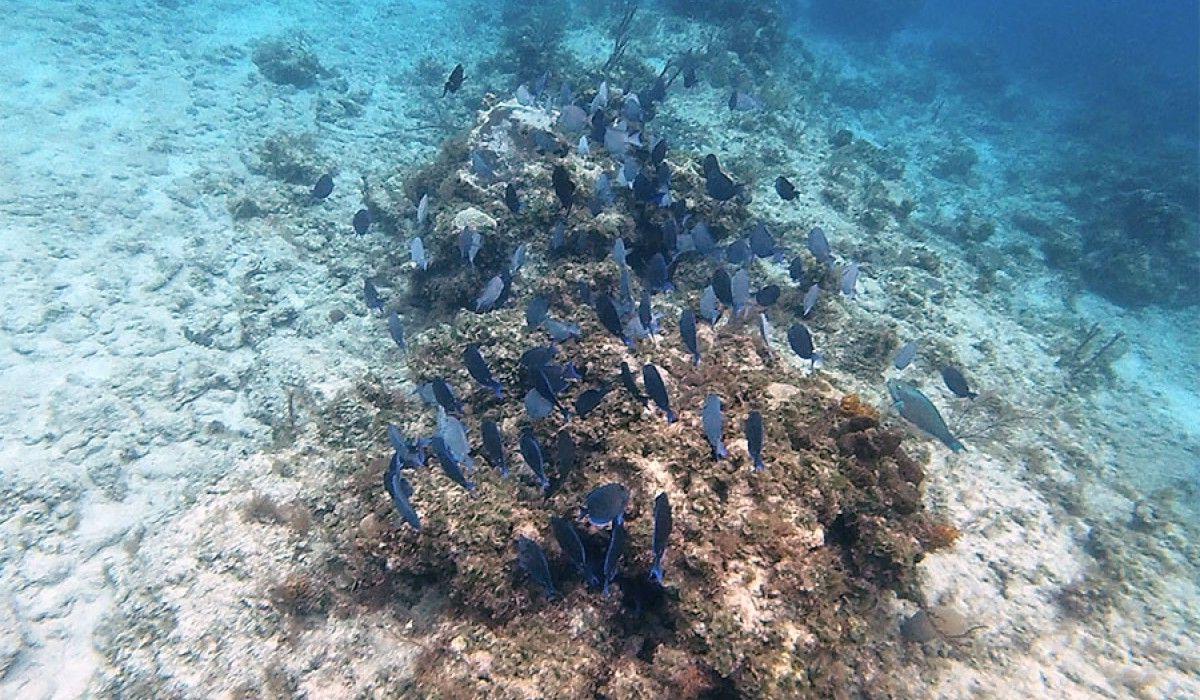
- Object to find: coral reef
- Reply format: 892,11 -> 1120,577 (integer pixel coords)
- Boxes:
251,34 -> 332,88
278,99 -> 957,697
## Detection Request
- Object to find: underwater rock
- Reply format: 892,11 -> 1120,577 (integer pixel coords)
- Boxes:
251,35 -> 331,88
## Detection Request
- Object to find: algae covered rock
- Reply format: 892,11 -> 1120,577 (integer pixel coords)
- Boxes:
251,34 -> 332,88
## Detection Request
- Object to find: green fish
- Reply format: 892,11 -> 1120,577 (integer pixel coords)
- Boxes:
887,380 -> 965,452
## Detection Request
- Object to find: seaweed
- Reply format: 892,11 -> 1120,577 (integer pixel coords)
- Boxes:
1055,322 -> 1127,388
602,1 -> 640,73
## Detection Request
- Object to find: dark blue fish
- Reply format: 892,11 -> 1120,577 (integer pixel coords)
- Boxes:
555,429 -> 576,482
638,290 -> 658,339
505,182 -> 523,214
745,411 -> 765,472
712,268 -> 733,306
516,536 -> 557,599
807,226 -> 833,264
775,175 -> 797,201
520,345 -> 557,370
603,522 -> 626,594
552,164 -> 576,211
410,237 -> 429,271
649,493 -> 672,584
691,221 -> 717,256
526,296 -> 550,329
524,389 -> 555,421
383,465 -> 420,531
481,419 -> 508,477
431,435 -> 475,492
680,309 -> 700,365
725,238 -> 751,266
802,284 -> 821,317
352,208 -> 372,235
699,286 -> 721,326
651,137 -> 668,165
730,269 -> 751,317
544,317 -> 582,343
551,516 -> 597,587
749,222 -> 774,258
619,361 -> 648,406
532,366 -> 569,420
893,341 -> 918,370
311,173 -> 333,200
519,429 -> 550,490
595,294 -> 630,346
470,149 -> 496,180
841,262 -> 860,297
888,380 -> 964,452
642,364 -> 676,423
789,256 -> 807,283
702,394 -> 728,459
585,483 -> 629,527
702,154 -> 738,201
475,275 -> 505,313
442,63 -> 465,97
941,366 -> 978,399
387,425 -> 428,469
463,345 -> 504,399
458,228 -> 483,267
509,243 -> 528,276
430,378 -> 462,415
787,324 -> 823,368
645,253 -> 671,293
590,173 -> 615,214
574,385 -> 610,417
755,285 -> 780,306
558,104 -> 587,133
363,279 -> 385,314
387,311 -> 406,351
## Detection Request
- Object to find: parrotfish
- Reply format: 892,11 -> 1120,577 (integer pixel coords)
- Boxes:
887,379 -> 965,452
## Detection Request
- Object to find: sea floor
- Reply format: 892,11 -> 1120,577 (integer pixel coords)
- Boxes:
1,2 -> 1197,698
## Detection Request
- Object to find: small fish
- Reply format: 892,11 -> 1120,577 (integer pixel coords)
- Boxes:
383,466 -> 420,531
558,105 -> 588,133
691,221 -> 717,255
807,227 -> 833,264
442,63 -> 465,97
551,516 -> 597,587
552,165 -> 576,211
729,90 -> 764,111
590,80 -> 609,112
731,269 -> 751,317
532,365 -> 570,420
642,364 -> 676,423
595,294 -> 630,346
775,176 -> 797,201
410,237 -> 429,271
941,366 -> 978,399
352,208 -> 372,235
620,361 -> 648,406
515,84 -> 535,105
789,257 -> 807,283
430,378 -> 462,415
574,385 -> 610,417
416,193 -> 429,227
803,284 -> 821,317
505,182 -> 523,214
755,285 -> 780,306
787,324 -> 823,368
520,345 -> 557,369
481,419 -> 508,477
612,238 -> 628,269
702,154 -> 738,201
603,522 -> 625,594
524,389 -> 555,421
544,317 -> 581,343
311,173 -> 333,200
725,238 -> 751,266
622,92 -> 643,122
758,312 -> 775,354
585,483 -> 629,527
516,536 -> 557,599
510,243 -> 528,276
386,311 -> 406,351
649,493 -> 672,584
555,429 -> 576,482
474,275 -> 505,313
519,429 -> 550,490
638,290 -> 658,339
745,411 -> 765,472
840,262 -> 860,297
712,268 -> 733,306
748,222 -> 774,258
894,341 -> 918,370
363,279 -> 385,314
590,173 -> 615,214
702,394 -> 728,459
458,228 -> 483,267
470,150 -> 495,180
526,296 -> 550,329
431,436 -> 474,492
464,345 -> 504,398
577,135 -> 590,156
680,309 -> 700,365
888,380 -> 965,452
700,285 -> 721,326
645,253 -> 672,293
437,409 -> 474,470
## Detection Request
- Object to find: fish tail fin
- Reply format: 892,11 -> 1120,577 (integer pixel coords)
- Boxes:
666,410 -> 678,424
754,457 -> 765,472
